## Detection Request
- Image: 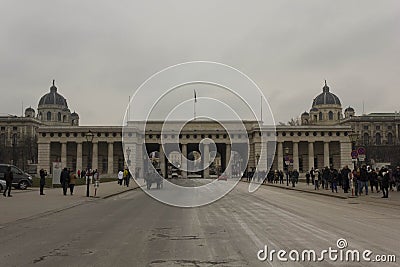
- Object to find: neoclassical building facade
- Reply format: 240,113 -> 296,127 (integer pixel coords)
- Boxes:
36,121 -> 353,177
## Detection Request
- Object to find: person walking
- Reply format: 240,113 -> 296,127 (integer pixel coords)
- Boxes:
305,172 -> 310,186
359,165 -> 368,195
292,169 -> 299,187
340,165 -> 351,194
118,170 -> 123,185
60,168 -> 70,196
39,168 -> 47,195
310,167 -> 315,185
331,171 -> 338,193
69,171 -> 77,195
381,168 -> 390,198
126,169 -> 131,187
3,166 -> 13,197
314,169 -> 320,190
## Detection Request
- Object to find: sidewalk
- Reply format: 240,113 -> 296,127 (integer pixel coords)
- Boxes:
242,179 -> 400,206
0,181 -> 140,225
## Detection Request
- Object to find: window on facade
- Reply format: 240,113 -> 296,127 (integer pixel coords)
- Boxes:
388,126 -> 392,130
13,127 -> 17,131
387,133 -> 393,145
314,115 -> 317,121
337,112 -> 341,120
375,133 -> 381,145
328,111 -> 333,120
58,112 -> 62,121
319,112 -> 323,121
376,125 -> 380,130
63,115 -> 67,122
47,112 -> 51,121
363,133 -> 369,145
1,126 -> 5,131
0,133 -> 5,146
363,125 -> 368,130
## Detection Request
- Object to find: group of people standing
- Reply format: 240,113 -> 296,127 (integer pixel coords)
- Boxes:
264,169 -> 300,187
305,165 -> 400,198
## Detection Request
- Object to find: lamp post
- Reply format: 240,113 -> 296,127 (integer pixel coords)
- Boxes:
12,134 -> 17,165
85,130 -> 94,197
349,132 -> 358,170
126,146 -> 131,167
255,153 -> 260,181
284,147 -> 289,186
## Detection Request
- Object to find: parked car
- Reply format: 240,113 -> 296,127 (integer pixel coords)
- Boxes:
0,164 -> 33,190
0,179 -> 5,192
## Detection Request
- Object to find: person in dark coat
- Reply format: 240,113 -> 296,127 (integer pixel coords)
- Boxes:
340,165 -> 351,194
39,168 -> 47,195
60,168 -> 70,196
3,166 -> 13,197
381,168 -> 390,198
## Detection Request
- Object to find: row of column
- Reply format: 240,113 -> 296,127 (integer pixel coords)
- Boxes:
275,141 -> 351,171
57,141 -> 115,175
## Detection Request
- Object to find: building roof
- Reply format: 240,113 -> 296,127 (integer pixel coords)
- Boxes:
345,106 -> 354,112
38,80 -> 68,108
312,80 -> 341,106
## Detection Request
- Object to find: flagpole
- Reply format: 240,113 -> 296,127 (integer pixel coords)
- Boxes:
260,95 -> 263,123
194,90 -> 197,120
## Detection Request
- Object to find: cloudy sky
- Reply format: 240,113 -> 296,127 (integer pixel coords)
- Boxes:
1,0 -> 399,125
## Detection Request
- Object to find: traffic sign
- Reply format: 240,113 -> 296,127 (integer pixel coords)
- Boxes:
357,147 -> 366,155
351,150 -> 358,159
358,154 -> 366,161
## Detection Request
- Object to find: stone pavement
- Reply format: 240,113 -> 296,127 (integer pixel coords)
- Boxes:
242,179 -> 400,206
0,180 -> 140,225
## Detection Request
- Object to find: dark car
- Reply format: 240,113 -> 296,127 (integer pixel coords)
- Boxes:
0,179 -> 5,192
0,164 -> 33,190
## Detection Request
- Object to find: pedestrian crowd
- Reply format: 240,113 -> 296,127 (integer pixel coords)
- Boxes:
244,164 -> 400,199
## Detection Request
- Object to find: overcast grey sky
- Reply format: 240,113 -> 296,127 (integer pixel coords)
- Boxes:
1,0 -> 399,125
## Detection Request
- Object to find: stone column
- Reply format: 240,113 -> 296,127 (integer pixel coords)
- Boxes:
37,142 -> 50,174
159,144 -> 165,178
308,142 -> 314,171
203,142 -> 210,178
107,142 -> 114,176
293,142 -> 299,171
76,142 -> 83,172
340,141 -> 353,168
225,143 -> 231,176
136,143 -> 143,179
181,143 -> 187,178
277,142 -> 283,171
92,141 -> 98,171
61,142 -> 67,168
324,141 -> 330,168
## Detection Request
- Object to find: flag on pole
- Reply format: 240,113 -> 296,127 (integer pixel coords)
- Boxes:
194,90 -> 197,103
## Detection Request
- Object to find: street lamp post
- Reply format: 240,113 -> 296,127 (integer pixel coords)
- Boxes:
349,132 -> 358,170
255,153 -> 260,181
284,147 -> 289,186
85,130 -> 94,197
12,134 -> 17,165
126,147 -> 131,167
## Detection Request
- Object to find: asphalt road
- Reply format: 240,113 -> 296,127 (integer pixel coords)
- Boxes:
0,180 -> 399,267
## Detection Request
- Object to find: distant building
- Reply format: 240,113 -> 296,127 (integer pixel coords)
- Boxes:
301,81 -> 400,166
0,80 -> 79,170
